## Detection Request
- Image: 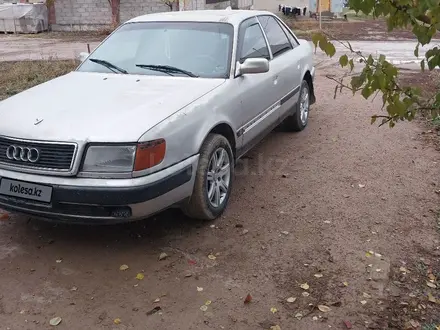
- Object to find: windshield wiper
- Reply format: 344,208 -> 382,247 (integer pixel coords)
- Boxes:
135,64 -> 199,78
89,58 -> 128,74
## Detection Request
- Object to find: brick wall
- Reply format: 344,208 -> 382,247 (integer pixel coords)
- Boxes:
119,0 -> 170,23
52,0 -> 112,31
51,0 -> 254,31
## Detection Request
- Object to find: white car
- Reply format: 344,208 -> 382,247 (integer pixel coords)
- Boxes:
0,9 -> 315,223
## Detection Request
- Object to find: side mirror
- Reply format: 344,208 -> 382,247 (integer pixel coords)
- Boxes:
78,52 -> 90,63
236,58 -> 269,76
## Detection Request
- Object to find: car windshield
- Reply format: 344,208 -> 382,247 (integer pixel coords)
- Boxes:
77,21 -> 234,79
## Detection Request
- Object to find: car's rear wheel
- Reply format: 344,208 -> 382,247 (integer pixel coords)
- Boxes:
283,80 -> 310,132
183,134 -> 234,220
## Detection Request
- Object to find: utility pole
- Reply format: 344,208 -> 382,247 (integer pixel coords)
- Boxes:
319,0 -> 322,30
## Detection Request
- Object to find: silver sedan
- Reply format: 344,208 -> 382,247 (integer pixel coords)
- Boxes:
0,9 -> 315,223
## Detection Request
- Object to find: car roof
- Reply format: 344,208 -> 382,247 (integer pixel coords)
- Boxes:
127,9 -> 275,26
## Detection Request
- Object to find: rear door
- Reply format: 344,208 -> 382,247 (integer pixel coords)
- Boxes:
257,15 -> 302,119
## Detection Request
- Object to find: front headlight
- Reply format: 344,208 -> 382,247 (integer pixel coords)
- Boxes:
82,145 -> 136,173
81,139 -> 166,173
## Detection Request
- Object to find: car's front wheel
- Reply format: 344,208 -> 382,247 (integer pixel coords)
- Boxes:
183,133 -> 234,220
283,80 -> 310,132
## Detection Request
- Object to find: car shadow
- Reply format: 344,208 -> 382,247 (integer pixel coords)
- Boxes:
1,126 -> 308,254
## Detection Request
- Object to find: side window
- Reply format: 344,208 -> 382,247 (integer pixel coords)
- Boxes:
239,21 -> 270,63
258,15 -> 292,57
276,18 -> 300,47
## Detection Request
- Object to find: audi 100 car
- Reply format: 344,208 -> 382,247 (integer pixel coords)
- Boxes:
0,9 -> 315,223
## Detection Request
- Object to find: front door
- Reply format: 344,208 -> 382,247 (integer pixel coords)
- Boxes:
234,17 -> 283,153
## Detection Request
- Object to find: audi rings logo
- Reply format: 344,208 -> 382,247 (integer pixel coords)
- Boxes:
6,145 -> 40,163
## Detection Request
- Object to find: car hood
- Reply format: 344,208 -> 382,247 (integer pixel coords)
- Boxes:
0,72 -> 225,142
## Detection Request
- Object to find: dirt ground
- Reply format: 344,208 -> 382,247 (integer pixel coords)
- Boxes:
286,18 -> 420,41
0,67 -> 439,329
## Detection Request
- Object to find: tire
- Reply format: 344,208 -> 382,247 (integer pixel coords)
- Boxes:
283,80 -> 310,132
183,133 -> 234,220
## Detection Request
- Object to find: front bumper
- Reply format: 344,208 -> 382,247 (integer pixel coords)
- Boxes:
0,155 -> 199,224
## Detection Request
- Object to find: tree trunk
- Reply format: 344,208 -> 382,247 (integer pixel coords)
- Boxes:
110,0 -> 120,28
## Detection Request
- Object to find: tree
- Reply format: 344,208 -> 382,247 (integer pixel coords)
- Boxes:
313,0 -> 440,127
108,0 -> 120,28
107,0 -> 176,28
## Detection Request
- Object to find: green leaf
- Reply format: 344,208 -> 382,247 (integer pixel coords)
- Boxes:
311,33 -> 322,48
351,75 -> 365,90
376,73 -> 386,89
421,59 -> 425,72
371,116 -> 377,124
339,55 -> 349,67
414,43 -> 420,58
361,86 -> 374,99
324,42 -> 336,57
348,59 -> 354,71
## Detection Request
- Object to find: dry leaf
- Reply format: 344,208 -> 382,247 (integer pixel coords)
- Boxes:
300,283 -> 309,290
153,298 -> 160,303
270,307 -> 278,314
343,281 -> 349,287
358,184 -> 366,188
136,273 -> 144,280
428,292 -> 439,304
408,320 -> 420,328
365,251 -> 372,258
55,259 -> 62,263
0,213 -> 9,220
146,306 -> 161,316
70,286 -> 78,291
343,320 -> 353,329
302,292 -> 310,297
286,297 -> 296,303
360,300 -> 367,305
363,292 -> 372,298
113,318 -> 121,325
318,305 -> 331,313
427,281 -> 437,289
119,264 -> 129,271
208,254 -> 217,260
205,300 -> 212,306
280,231 -> 289,235
428,273 -> 436,281
197,287 -> 203,292
312,316 -> 318,321
49,317 -> 62,326
244,293 -> 252,304
294,312 -> 303,320
270,326 -> 281,330
399,266 -> 408,273
159,252 -> 168,261
200,305 -> 208,312
314,273 -> 323,278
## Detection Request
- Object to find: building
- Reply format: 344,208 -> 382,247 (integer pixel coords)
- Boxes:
0,0 -> 253,31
